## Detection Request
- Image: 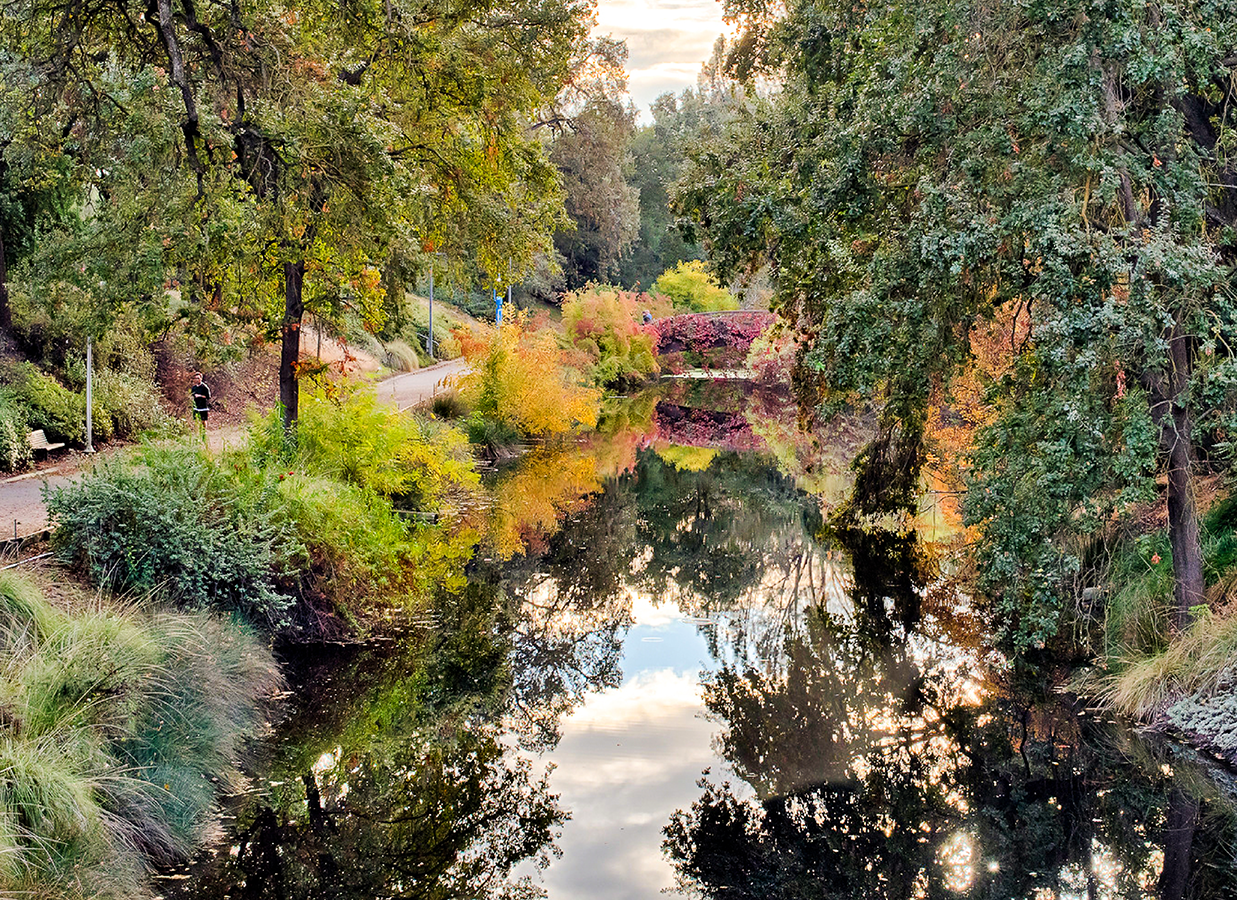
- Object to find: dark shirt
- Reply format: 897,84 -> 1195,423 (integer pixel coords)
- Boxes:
190,382 -> 211,413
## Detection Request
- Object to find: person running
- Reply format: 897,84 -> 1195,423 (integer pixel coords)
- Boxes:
189,372 -> 211,442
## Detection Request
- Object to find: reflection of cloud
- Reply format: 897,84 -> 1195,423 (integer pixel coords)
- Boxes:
530,668 -> 726,899
594,0 -> 730,112
629,593 -> 684,627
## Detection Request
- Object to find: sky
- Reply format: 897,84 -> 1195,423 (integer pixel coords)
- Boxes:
594,0 -> 729,115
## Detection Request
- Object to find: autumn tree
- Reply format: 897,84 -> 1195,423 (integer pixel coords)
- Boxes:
4,0 -> 591,429
676,0 -> 1237,651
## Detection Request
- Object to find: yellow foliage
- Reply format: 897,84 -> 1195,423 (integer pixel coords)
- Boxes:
452,313 -> 600,436
483,447 -> 602,560
655,444 -> 718,472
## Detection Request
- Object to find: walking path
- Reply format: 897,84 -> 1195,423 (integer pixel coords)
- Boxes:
0,358 -> 468,540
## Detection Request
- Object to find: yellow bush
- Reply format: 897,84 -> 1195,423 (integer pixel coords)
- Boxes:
452,313 -> 600,437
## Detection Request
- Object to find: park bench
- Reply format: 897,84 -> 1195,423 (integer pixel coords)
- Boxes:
27,430 -> 66,457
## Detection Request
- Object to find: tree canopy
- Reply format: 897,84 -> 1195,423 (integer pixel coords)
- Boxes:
675,0 -> 1237,652
2,0 -> 595,426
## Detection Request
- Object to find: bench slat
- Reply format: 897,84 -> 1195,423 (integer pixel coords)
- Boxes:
27,430 -> 66,452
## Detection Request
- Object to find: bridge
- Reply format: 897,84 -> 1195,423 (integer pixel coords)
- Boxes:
649,310 -> 776,358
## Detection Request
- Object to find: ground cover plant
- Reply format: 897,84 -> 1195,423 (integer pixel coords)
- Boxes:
0,571 -> 278,899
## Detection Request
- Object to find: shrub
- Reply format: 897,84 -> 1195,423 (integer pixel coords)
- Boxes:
45,448 -> 301,633
651,260 -> 740,312
1,361 -> 85,445
561,286 -> 659,388
451,313 -> 600,440
0,572 -> 278,898
431,389 -> 468,419
285,385 -> 478,507
94,368 -> 176,439
0,399 -> 32,472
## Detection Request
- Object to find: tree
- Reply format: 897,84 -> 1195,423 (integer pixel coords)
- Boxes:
4,0 -> 591,430
617,38 -> 746,289
550,95 -> 640,288
675,0 -> 1237,650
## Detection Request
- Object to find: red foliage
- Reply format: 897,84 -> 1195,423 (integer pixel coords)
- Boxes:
650,311 -> 775,356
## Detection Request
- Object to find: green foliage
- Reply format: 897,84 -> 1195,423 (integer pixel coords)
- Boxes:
651,261 -> 739,312
0,360 -> 84,445
965,378 -> 1159,655
0,398 -> 32,472
0,572 -> 277,899
561,286 -> 659,388
50,387 -> 479,637
675,0 -> 1237,661
288,385 -> 478,507
46,448 -> 301,632
551,97 -> 640,288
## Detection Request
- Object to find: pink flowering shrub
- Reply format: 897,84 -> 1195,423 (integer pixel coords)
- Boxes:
651,311 -> 775,357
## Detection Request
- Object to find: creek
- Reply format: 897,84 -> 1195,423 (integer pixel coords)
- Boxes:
164,380 -> 1237,900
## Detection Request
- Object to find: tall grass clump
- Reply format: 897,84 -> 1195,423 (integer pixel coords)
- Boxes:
382,339 -> 420,372
0,572 -> 278,899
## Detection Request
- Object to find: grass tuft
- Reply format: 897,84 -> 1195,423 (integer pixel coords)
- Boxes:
1101,609 -> 1237,719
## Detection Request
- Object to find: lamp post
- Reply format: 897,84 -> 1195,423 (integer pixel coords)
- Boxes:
84,336 -> 95,454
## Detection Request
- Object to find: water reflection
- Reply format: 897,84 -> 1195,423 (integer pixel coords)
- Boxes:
169,382 -> 1237,900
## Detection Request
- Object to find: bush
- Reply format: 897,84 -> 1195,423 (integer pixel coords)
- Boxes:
651,260 -> 740,312
431,389 -> 468,419
0,399 -> 32,472
46,448 -> 301,633
0,572 -> 278,899
561,286 -> 659,389
0,361 -> 85,445
94,368 -> 176,439
452,313 -> 600,440
282,385 -> 478,507
51,392 -> 482,637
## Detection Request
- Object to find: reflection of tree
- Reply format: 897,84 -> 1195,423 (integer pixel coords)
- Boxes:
665,515 -> 1237,900
167,583 -> 566,900
484,478 -> 638,750
634,450 -> 823,614
181,727 -> 563,900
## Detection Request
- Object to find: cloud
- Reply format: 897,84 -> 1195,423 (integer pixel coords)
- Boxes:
592,0 -> 729,113
529,668 -> 726,899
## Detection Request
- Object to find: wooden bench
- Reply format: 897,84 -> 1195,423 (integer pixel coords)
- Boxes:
27,430 -> 66,456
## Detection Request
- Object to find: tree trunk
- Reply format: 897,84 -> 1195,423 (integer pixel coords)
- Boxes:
1165,324 -> 1204,631
280,260 -> 305,433
0,225 -> 10,335
1142,320 -> 1205,632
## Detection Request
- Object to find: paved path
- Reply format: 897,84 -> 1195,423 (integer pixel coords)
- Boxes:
0,358 -> 469,540
374,357 -> 467,410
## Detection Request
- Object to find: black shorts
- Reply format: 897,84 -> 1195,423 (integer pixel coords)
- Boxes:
194,409 -> 209,421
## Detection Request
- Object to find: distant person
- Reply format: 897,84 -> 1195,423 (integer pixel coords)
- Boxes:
642,309 -> 653,325
189,372 -> 211,442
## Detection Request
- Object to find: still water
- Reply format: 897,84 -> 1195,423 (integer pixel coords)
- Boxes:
166,381 -> 1237,900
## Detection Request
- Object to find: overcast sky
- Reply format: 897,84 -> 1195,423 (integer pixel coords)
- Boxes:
594,0 -> 729,117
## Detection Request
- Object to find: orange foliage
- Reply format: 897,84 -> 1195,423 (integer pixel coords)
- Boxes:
452,313 -> 600,436
924,302 -> 1032,527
